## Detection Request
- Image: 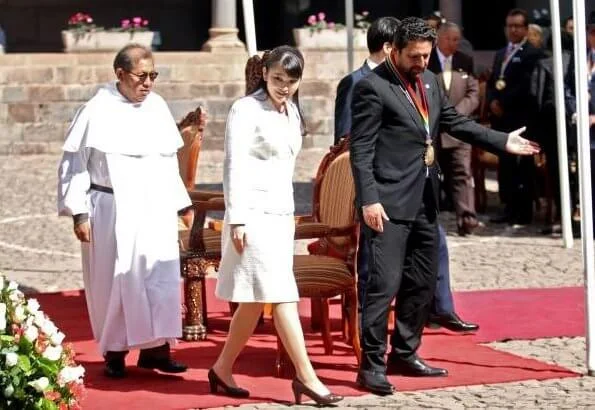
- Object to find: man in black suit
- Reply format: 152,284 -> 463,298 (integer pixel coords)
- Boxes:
427,21 -> 480,236
487,8 -> 545,225
334,16 -> 400,144
335,16 -> 477,336
351,17 -> 540,395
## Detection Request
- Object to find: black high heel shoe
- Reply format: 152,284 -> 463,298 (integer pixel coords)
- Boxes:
291,378 -> 343,405
207,369 -> 250,398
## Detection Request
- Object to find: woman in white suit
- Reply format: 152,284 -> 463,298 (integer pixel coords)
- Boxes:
208,46 -> 342,406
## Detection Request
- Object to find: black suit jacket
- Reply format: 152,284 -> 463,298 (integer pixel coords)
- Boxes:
487,42 -> 545,130
334,62 -> 372,143
350,62 -> 508,221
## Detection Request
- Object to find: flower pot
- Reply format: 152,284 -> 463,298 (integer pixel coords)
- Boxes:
292,28 -> 367,50
62,30 -> 155,52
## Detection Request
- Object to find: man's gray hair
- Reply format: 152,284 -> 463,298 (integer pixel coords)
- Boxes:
113,43 -> 153,72
437,21 -> 461,35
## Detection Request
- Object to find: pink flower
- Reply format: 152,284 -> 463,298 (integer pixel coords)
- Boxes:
121,19 -> 130,28
44,390 -> 61,401
328,22 -> 335,29
317,12 -> 326,21
362,10 -> 369,16
142,19 -> 149,26
307,15 -> 316,25
86,17 -> 93,23
133,16 -> 142,24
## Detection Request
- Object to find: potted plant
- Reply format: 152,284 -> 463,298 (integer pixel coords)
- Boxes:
0,275 -> 85,409
61,12 -> 102,52
62,12 -> 155,52
292,11 -> 370,49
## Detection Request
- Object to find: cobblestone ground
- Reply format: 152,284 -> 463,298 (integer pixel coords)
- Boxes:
1,152 -> 593,409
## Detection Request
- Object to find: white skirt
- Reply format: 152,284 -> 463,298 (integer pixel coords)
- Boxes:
215,212 -> 299,303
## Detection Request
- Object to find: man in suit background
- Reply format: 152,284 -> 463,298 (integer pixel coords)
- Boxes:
427,22 -> 481,236
334,16 -> 400,144
350,16 -> 540,395
334,16 -> 399,311
487,8 -> 544,225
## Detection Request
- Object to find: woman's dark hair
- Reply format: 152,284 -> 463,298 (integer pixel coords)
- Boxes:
245,45 -> 307,134
367,17 -> 400,54
393,17 -> 436,51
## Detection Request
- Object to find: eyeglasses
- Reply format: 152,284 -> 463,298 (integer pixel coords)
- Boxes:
126,70 -> 159,82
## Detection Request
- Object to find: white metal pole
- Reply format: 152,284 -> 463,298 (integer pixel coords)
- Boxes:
346,0 -> 354,73
572,0 -> 595,375
242,0 -> 257,56
549,0 -> 573,248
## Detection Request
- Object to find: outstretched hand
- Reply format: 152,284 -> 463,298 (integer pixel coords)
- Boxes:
505,126 -> 541,156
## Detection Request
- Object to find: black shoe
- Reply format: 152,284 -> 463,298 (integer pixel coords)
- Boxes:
137,357 -> 188,373
208,369 -> 250,398
356,370 -> 395,395
137,343 -> 188,373
104,352 -> 127,378
387,354 -> 448,377
427,312 -> 479,333
291,378 -> 343,405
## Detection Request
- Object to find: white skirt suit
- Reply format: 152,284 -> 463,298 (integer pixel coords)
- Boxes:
216,89 -> 303,303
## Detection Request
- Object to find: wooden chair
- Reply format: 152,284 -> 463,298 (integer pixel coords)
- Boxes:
472,75 -> 499,212
176,107 -> 225,341
276,139 -> 361,377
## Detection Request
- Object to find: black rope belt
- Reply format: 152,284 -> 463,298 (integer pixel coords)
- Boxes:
90,183 -> 114,194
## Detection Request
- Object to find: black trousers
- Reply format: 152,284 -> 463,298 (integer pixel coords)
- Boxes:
359,183 -> 439,373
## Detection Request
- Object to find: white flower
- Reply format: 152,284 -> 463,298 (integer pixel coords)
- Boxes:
24,325 -> 38,342
8,290 -> 24,302
42,345 -> 63,361
28,377 -> 49,392
0,276 -> 4,290
58,365 -> 85,386
7,281 -> 18,291
26,299 -> 40,313
3,384 -> 13,398
4,352 -> 17,367
50,331 -> 65,346
40,318 -> 57,337
33,310 -> 45,327
12,306 -> 26,324
0,303 -> 6,331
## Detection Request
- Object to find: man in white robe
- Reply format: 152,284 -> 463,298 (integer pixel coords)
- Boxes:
57,44 -> 192,378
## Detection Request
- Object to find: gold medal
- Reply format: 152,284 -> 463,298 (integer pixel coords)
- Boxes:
424,141 -> 435,166
495,78 -> 506,90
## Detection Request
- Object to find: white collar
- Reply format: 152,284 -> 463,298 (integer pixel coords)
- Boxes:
366,58 -> 379,70
435,48 -> 452,69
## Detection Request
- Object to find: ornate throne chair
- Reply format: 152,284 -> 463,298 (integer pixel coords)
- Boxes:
276,138 -> 361,376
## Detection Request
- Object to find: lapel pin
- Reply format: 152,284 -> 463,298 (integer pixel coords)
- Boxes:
425,83 -> 430,89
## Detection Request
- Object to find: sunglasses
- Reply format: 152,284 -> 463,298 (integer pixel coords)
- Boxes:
126,70 -> 159,82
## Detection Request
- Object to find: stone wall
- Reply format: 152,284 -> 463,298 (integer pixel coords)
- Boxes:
0,50 -> 369,155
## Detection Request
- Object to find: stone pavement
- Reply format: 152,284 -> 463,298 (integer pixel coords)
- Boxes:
1,151 -> 593,408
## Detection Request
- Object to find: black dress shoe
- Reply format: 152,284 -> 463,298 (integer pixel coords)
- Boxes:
104,358 -> 127,378
356,370 -> 395,395
387,354 -> 448,377
137,357 -> 188,373
427,312 -> 479,333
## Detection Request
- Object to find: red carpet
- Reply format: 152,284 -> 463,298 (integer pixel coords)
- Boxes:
33,282 -> 582,410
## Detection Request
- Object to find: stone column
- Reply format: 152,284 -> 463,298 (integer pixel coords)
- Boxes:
439,0 -> 462,26
202,0 -> 245,52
